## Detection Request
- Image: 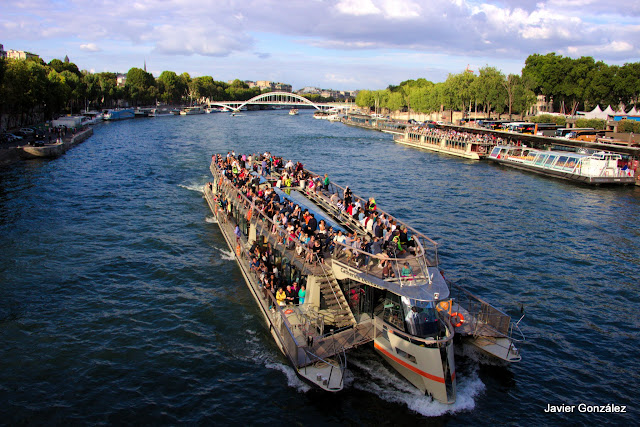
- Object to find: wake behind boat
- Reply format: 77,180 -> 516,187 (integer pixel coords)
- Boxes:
203,152 -> 524,402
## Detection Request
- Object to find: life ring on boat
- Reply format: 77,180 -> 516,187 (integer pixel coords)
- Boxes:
246,208 -> 252,221
284,309 -> 294,315
450,312 -> 464,327
436,301 -> 451,312
235,244 -> 242,258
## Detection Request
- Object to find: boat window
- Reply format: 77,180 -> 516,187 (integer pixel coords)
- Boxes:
534,154 -> 547,166
395,347 -> 417,364
382,294 -> 405,332
402,298 -> 439,338
544,155 -> 557,166
490,147 -> 501,157
554,156 -> 569,169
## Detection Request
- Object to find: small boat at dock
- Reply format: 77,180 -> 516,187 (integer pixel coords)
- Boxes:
103,108 -> 135,121
488,145 -> 635,185
180,106 -> 206,115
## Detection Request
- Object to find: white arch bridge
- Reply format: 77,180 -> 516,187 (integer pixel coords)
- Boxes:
207,92 -> 349,112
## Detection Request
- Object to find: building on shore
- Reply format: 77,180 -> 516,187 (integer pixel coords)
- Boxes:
6,48 -> 39,60
116,73 -> 127,87
0,44 -> 6,59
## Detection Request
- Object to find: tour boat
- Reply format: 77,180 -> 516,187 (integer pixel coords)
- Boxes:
394,128 -> 495,160
488,145 -> 635,185
180,106 -> 206,115
289,108 -> 299,115
313,111 -> 329,120
203,153 -> 525,402
103,108 -> 135,121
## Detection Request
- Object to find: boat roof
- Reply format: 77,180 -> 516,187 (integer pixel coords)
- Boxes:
494,145 -> 621,160
358,266 -> 450,301
274,188 -> 347,232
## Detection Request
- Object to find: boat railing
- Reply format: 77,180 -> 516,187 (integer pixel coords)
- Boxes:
299,346 -> 346,390
451,282 -> 525,343
329,239 -> 432,287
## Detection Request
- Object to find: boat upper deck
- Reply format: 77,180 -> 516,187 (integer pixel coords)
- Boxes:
210,152 -> 449,300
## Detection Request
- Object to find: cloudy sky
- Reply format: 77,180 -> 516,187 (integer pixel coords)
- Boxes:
1,0 -> 639,90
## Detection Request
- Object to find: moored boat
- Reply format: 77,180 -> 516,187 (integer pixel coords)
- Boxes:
180,106 -> 206,115
103,108 -> 135,121
488,145 -> 635,185
395,126 -> 497,160
203,152 -> 524,402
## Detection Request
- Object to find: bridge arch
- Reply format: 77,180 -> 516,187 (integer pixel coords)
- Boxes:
235,91 -> 322,111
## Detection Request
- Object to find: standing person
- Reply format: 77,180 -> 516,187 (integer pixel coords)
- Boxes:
344,186 -> 352,207
298,285 -> 306,305
234,224 -> 242,243
322,173 -> 330,191
285,284 -> 296,305
276,287 -> 287,306
291,282 -> 300,304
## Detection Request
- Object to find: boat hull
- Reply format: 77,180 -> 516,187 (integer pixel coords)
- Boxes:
395,137 -> 484,160
19,142 -> 65,159
374,327 -> 456,404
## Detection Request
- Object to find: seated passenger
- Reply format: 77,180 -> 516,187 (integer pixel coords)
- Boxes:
276,287 -> 287,306
401,262 -> 414,278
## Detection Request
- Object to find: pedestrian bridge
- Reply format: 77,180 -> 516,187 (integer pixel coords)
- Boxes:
208,92 -> 349,112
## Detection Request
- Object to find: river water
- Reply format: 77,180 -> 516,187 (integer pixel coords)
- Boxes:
1,110 -> 638,425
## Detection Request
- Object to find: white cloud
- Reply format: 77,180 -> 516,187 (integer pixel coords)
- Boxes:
335,0 -> 381,16
80,43 -> 101,52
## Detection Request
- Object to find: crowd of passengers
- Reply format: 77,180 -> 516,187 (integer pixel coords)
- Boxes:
407,126 -> 507,145
211,151 -> 420,304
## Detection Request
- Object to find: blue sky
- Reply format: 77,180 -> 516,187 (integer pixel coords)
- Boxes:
1,0 -> 639,91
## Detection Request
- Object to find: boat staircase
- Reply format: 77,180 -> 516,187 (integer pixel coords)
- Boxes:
314,256 -> 357,329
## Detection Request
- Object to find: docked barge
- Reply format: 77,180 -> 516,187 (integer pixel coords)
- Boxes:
394,127 -> 495,160
204,153 -> 524,403
488,145 -> 635,185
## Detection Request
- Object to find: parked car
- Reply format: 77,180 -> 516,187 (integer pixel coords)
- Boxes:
7,133 -> 24,141
19,127 -> 35,135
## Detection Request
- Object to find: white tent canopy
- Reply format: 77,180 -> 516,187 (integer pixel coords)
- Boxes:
580,105 -> 607,119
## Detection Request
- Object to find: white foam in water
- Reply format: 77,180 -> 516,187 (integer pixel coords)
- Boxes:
214,247 -> 235,261
205,215 -> 218,224
265,361 -> 312,393
349,354 -> 485,416
179,183 -> 205,193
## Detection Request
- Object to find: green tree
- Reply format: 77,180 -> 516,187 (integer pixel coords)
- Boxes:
125,67 -> 156,106
355,90 -> 375,109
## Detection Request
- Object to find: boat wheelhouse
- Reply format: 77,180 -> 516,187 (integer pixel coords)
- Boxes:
394,127 -> 495,160
488,145 -> 635,185
203,153 -> 524,402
